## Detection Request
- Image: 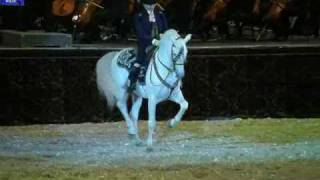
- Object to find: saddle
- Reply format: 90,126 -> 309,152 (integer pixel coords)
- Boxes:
117,47 -> 157,83
117,48 -> 137,70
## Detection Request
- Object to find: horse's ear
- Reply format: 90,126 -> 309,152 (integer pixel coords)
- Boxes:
184,34 -> 192,43
152,39 -> 160,46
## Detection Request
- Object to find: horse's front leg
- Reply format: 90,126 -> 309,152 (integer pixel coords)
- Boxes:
147,96 -> 157,152
168,89 -> 189,128
130,94 -> 143,146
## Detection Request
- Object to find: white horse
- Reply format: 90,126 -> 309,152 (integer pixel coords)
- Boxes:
96,29 -> 192,151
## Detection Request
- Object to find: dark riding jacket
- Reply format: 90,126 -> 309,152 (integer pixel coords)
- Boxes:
134,5 -> 168,67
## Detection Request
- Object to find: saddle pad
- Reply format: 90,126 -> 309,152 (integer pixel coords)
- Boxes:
117,47 -> 157,83
117,48 -> 137,70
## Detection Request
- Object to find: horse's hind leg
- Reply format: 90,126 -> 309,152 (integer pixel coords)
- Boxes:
130,94 -> 143,146
116,96 -> 136,137
168,90 -> 189,128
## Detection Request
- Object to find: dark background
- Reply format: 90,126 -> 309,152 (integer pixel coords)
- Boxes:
1,44 -> 320,125
1,1 -> 320,125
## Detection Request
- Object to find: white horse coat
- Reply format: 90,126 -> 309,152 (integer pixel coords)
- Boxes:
96,29 -> 191,151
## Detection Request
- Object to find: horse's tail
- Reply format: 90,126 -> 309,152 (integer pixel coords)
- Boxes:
96,52 -> 118,110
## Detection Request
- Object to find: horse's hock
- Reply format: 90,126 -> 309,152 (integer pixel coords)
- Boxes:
1,42 -> 320,124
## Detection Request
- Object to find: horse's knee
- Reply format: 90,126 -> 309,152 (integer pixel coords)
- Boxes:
181,101 -> 189,111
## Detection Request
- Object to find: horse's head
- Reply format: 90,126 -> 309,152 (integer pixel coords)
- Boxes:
153,29 -> 192,78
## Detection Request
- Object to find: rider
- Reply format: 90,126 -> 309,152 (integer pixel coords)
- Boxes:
128,0 -> 168,89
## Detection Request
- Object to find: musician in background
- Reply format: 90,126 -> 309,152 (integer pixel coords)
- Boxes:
49,0 -> 77,33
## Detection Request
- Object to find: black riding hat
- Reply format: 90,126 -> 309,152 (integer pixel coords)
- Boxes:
141,0 -> 157,4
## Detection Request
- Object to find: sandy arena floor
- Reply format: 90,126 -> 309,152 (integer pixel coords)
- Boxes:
0,119 -> 320,179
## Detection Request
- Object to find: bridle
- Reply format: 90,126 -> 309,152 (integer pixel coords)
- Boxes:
150,37 -> 187,90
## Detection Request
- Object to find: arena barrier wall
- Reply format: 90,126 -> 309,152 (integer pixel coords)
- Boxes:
1,43 -> 320,124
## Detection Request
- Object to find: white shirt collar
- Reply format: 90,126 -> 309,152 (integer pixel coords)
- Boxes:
143,4 -> 156,22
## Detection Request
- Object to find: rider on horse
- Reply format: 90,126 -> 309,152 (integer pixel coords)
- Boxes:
128,0 -> 168,90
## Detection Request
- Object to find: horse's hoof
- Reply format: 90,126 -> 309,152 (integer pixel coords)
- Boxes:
128,134 -> 136,140
167,119 -> 176,128
146,146 -> 154,152
135,140 -> 144,147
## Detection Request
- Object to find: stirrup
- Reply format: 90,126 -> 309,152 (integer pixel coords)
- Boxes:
133,63 -> 141,68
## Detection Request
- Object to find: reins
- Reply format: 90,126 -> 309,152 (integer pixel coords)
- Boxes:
149,42 -> 185,91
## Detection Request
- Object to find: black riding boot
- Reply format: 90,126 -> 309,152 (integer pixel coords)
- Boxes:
138,66 -> 147,85
128,63 -> 140,91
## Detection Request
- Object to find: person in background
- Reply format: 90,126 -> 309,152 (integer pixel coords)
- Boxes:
128,0 -> 168,89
